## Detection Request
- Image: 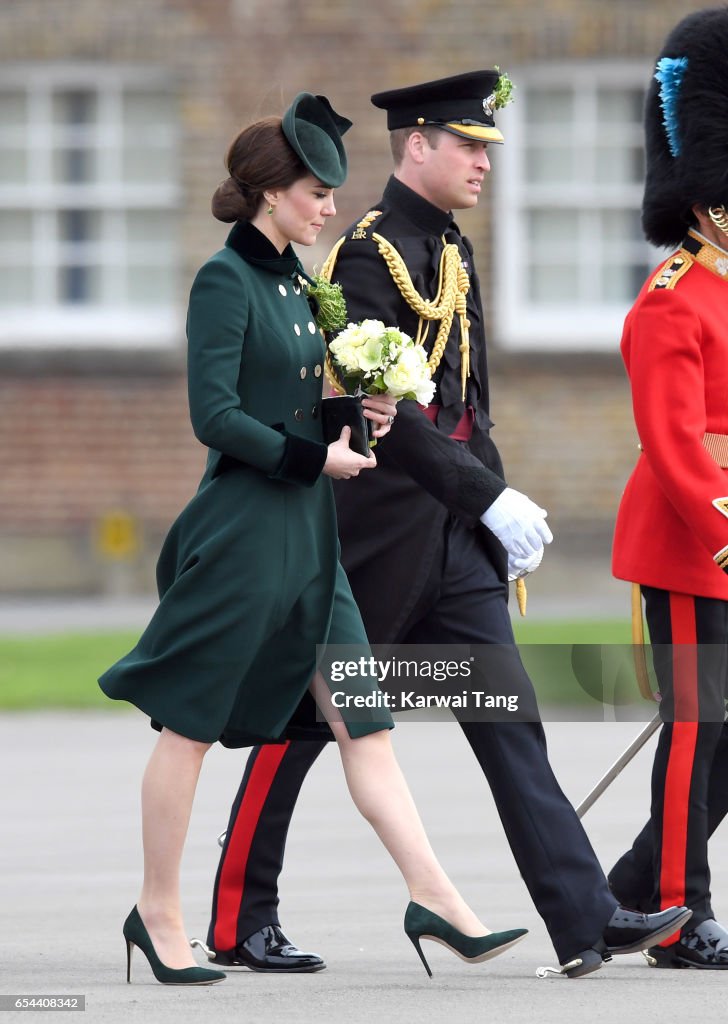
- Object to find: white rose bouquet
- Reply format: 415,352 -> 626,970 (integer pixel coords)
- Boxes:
328,319 -> 435,406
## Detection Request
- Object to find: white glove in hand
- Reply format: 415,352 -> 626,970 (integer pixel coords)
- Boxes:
507,547 -> 543,582
480,487 -> 553,560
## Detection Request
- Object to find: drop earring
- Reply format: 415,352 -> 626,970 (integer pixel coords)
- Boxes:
267,205 -> 274,216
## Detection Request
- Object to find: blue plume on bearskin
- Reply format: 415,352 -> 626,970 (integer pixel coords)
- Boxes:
643,7 -> 728,248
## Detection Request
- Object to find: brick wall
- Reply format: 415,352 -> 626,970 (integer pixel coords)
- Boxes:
0,0 -> 710,593
0,376 -> 201,533
0,371 -> 203,592
491,355 -> 635,551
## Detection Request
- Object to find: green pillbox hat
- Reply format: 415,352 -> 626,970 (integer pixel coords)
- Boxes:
282,92 -> 352,188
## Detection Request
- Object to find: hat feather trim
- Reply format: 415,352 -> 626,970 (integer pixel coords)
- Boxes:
655,56 -> 689,157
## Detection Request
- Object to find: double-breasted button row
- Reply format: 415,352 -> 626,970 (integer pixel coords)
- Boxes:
299,364 -> 322,380
292,321 -> 319,336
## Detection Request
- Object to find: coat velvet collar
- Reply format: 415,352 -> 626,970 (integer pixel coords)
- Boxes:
225,220 -> 302,277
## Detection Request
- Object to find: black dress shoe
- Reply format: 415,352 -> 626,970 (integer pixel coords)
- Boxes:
546,905 -> 693,979
603,904 -> 693,955
646,919 -> 728,969
202,925 -> 326,973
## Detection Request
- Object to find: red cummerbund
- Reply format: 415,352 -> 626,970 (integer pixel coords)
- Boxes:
420,403 -> 474,441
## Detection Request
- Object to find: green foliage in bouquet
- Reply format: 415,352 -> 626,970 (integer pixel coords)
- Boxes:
305,275 -> 348,333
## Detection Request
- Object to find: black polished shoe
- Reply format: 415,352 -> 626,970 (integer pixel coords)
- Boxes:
646,919 -> 728,969
603,904 -> 692,955
192,925 -> 325,973
539,905 -> 693,979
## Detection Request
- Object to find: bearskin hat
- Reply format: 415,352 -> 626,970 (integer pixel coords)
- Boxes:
643,6 -> 728,248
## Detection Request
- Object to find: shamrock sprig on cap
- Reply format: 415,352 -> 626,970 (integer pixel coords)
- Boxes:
493,67 -> 515,109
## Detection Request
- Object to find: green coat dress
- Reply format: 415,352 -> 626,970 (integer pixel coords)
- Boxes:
99,221 -> 392,747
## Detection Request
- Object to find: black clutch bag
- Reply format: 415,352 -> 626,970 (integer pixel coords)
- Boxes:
321,395 -> 373,458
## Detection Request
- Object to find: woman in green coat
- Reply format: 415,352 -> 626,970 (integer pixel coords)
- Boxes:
99,93 -> 526,987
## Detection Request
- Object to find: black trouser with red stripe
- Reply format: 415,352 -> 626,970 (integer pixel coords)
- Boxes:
207,517 -> 618,962
207,739 -> 328,952
608,587 -> 728,936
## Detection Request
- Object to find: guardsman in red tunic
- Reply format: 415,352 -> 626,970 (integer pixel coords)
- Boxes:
609,7 -> 728,969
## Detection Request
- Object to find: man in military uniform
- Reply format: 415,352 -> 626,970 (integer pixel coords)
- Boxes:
201,71 -> 690,979
607,8 -> 728,970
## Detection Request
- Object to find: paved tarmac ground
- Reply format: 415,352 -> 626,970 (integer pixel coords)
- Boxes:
1,711 -> 726,1024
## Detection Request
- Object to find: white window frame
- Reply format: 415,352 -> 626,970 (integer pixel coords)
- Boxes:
0,63 -> 182,349
493,61 -> 663,351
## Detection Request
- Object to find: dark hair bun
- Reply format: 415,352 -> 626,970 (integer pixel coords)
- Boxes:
211,176 -> 253,222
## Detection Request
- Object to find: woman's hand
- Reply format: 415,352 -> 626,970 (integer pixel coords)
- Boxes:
362,393 -> 398,439
323,426 -> 378,479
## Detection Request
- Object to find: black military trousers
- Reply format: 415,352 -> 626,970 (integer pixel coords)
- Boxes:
208,517 -> 617,961
608,587 -> 728,934
207,738 -> 328,952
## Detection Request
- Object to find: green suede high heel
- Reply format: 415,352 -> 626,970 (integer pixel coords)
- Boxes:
404,901 -> 528,978
123,906 -> 226,985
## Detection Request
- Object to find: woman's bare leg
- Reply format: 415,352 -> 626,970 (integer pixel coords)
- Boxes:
135,727 -> 212,968
311,673 -> 488,935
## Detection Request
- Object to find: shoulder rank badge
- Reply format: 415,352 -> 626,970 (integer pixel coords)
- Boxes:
648,252 -> 692,290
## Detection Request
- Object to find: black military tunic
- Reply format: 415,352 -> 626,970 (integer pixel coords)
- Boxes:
328,175 -> 508,641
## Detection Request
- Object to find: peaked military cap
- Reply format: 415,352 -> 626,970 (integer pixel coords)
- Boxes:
371,70 -> 504,143
643,6 -> 728,248
282,92 -> 352,188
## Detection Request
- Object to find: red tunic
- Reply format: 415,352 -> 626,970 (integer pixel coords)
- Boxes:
612,229 -> 728,599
